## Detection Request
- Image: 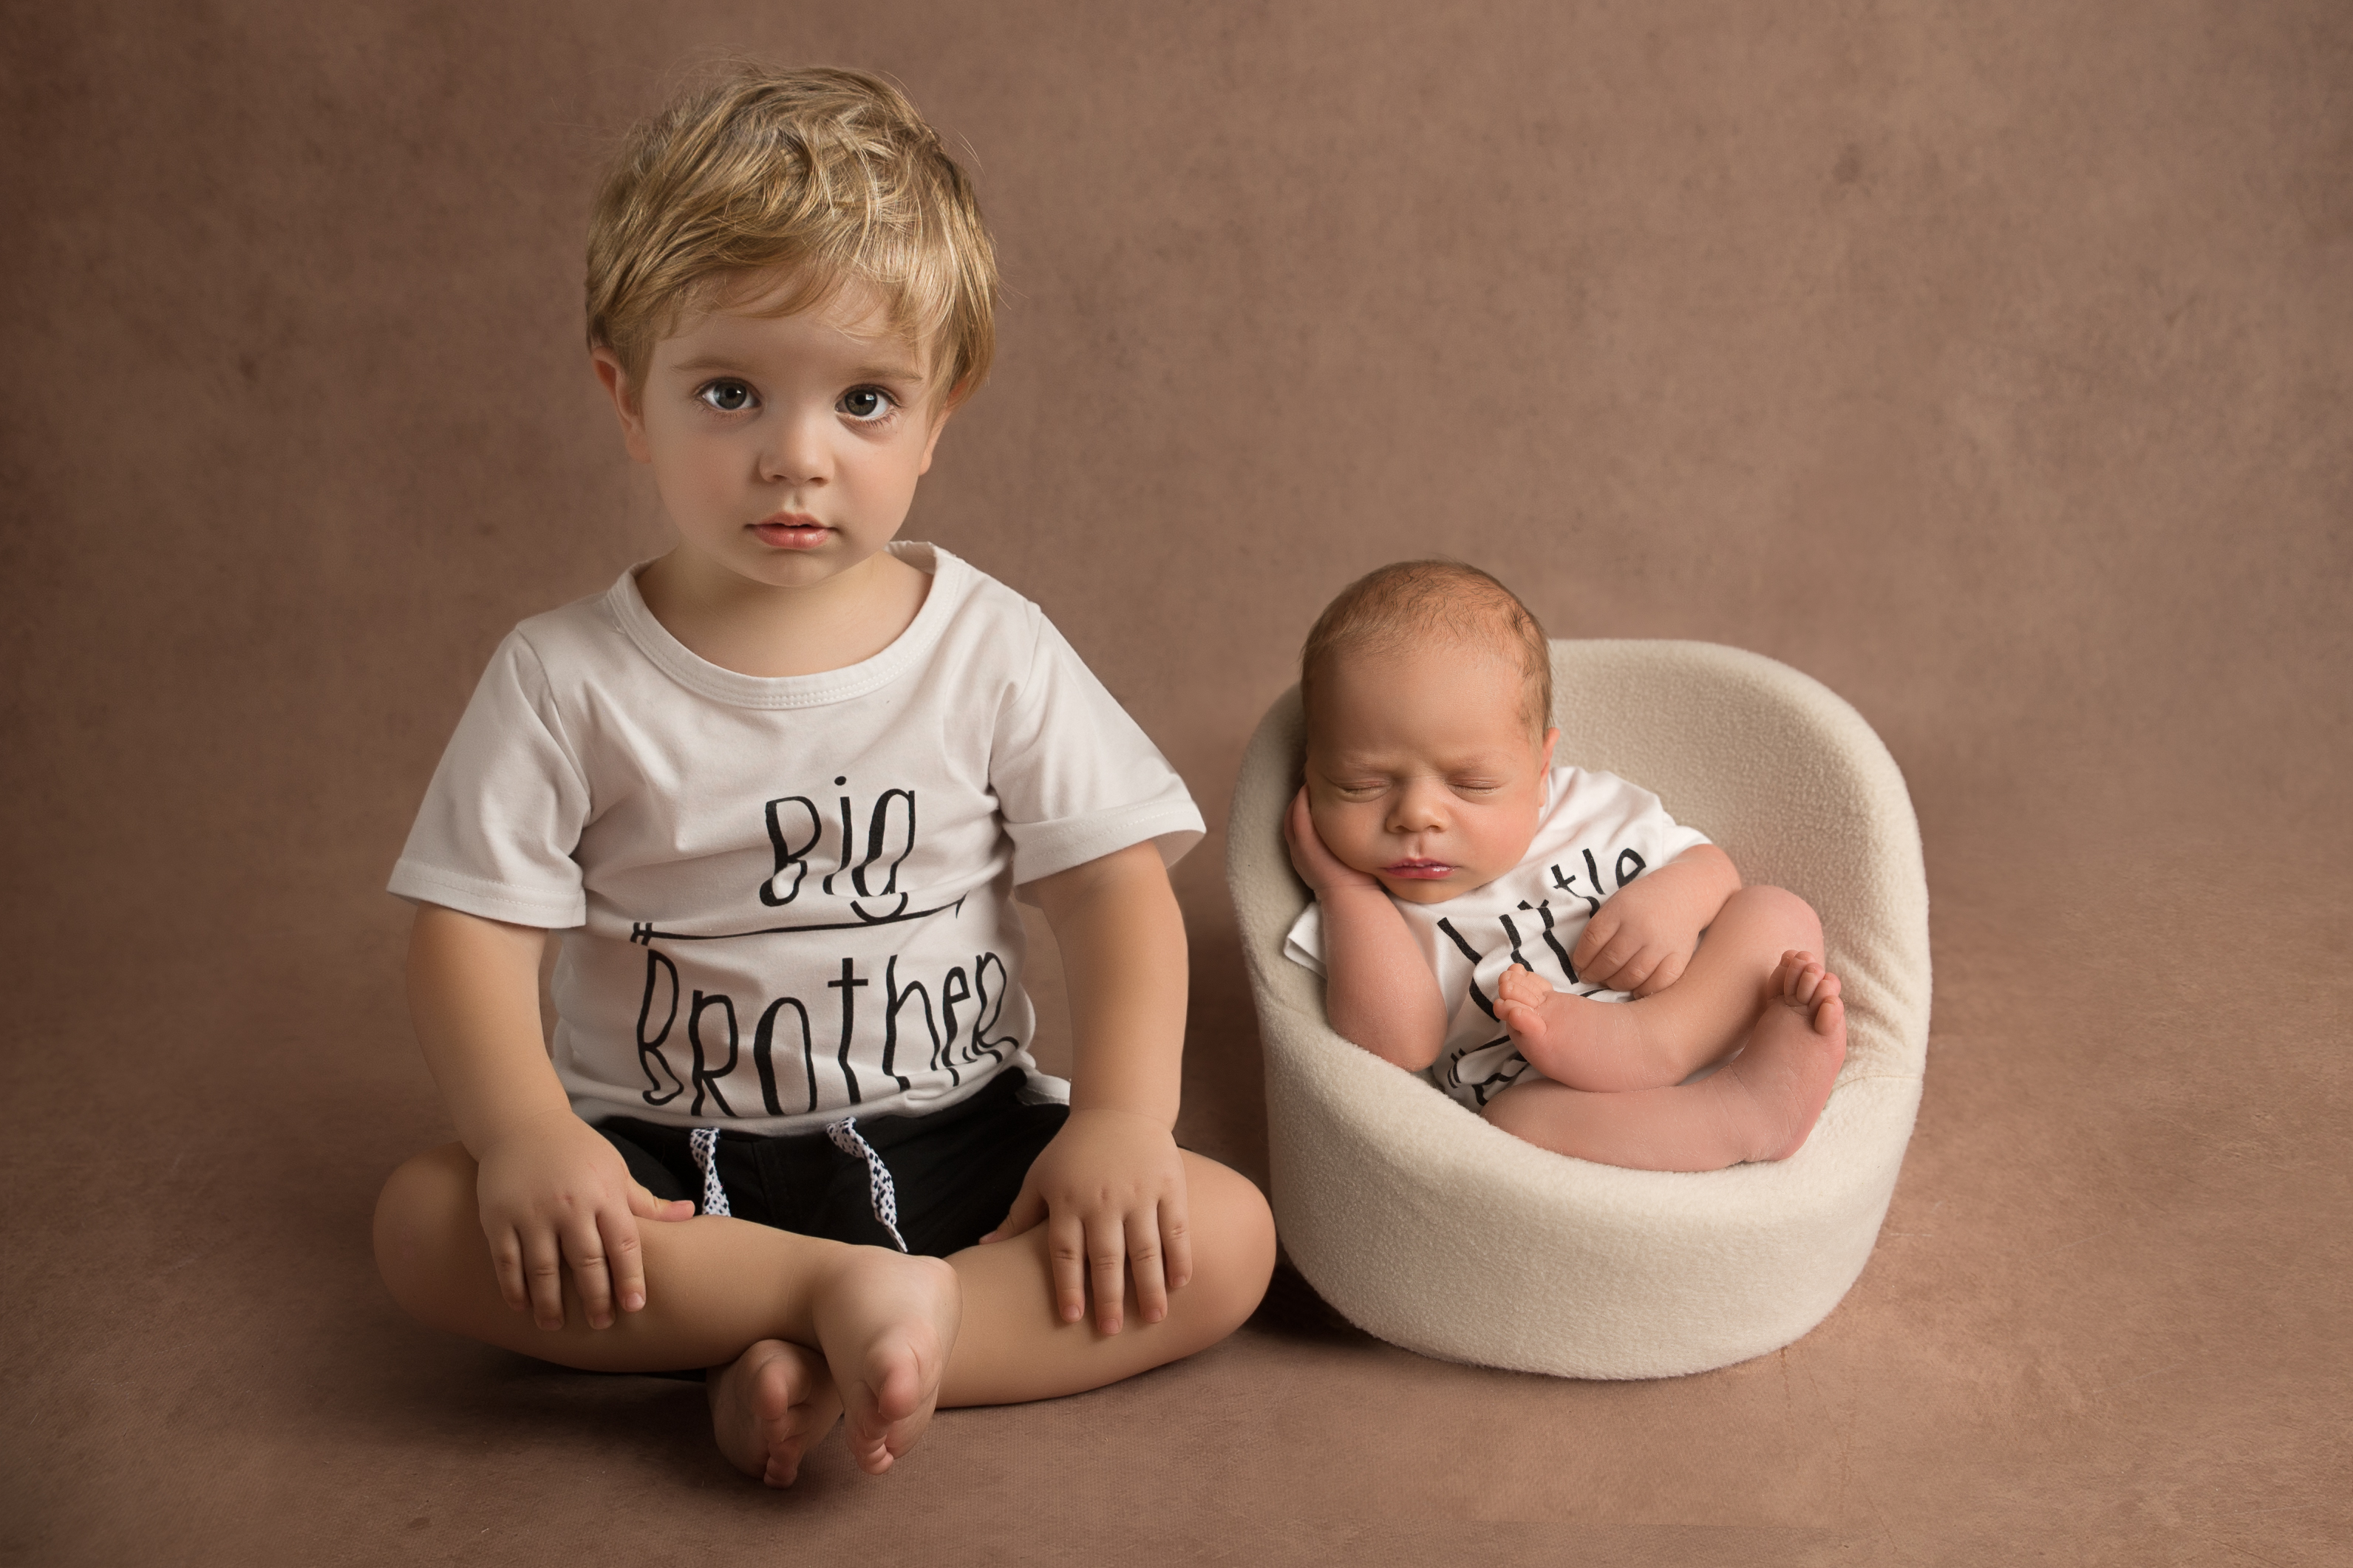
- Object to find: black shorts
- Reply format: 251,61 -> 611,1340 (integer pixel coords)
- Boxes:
595,1068 -> 1068,1259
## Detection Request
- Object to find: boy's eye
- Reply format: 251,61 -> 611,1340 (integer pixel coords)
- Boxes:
697,380 -> 756,413
840,387 -> 894,421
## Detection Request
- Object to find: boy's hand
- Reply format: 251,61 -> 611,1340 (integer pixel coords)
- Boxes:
1284,786 -> 1382,896
979,1108 -> 1191,1335
472,1105 -> 695,1332
1571,845 -> 1740,995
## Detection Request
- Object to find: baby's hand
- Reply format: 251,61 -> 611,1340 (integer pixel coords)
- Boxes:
1571,873 -> 1706,995
1284,787 -> 1382,896
979,1108 -> 1191,1334
472,1107 -> 694,1332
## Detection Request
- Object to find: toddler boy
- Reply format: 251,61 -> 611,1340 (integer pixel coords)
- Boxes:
372,65 -> 1273,1487
1281,560 -> 1848,1170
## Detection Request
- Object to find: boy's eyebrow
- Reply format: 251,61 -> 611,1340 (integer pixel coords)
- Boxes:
667,353 -> 929,384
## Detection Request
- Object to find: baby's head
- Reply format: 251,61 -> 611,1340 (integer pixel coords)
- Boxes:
586,64 -> 998,408
1299,562 -> 1559,903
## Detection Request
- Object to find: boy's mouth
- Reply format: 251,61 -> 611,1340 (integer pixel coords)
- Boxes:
1383,859 -> 1454,880
750,514 -> 830,549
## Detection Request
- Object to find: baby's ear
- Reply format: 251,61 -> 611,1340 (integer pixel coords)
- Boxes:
1539,726 -> 1560,773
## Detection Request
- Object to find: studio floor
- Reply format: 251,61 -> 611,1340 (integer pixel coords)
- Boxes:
4,2 -> 2345,1564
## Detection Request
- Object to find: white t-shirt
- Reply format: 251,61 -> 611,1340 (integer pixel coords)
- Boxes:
389,543 -> 1204,1136
1284,766 -> 1709,1110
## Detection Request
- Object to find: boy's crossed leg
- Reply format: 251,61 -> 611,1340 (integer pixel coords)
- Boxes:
373,1145 -> 1275,1485
1494,883 -> 1825,1091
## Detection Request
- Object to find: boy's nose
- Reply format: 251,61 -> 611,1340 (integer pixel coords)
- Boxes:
760,412 -> 832,485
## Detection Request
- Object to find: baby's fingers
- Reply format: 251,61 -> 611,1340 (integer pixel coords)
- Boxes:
1570,911 -> 1620,975
1638,948 -> 1689,996
1613,946 -> 1666,995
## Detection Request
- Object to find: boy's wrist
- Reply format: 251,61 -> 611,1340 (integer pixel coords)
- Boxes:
466,1097 -> 585,1160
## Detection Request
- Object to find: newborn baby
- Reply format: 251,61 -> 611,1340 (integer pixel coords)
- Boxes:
1281,561 -> 1848,1170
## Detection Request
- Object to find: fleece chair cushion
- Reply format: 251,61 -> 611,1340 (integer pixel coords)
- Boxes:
1227,640 -> 1932,1378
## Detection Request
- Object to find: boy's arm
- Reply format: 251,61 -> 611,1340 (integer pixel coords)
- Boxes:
981,840 -> 1191,1336
407,904 -> 690,1332
1570,843 -> 1741,995
1283,788 -> 1450,1071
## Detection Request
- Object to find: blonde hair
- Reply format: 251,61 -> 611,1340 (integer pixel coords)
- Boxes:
1300,560 -> 1554,737
586,64 -> 997,400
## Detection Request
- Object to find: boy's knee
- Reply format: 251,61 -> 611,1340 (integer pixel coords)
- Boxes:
1179,1159 -> 1277,1331
372,1144 -> 480,1318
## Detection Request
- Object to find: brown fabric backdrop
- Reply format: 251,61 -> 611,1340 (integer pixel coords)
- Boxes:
4,3 -> 2345,1563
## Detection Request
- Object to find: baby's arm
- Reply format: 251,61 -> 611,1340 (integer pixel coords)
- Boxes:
1570,843 -> 1740,995
1282,787 -> 1449,1071
406,904 -> 691,1332
981,841 -> 1192,1335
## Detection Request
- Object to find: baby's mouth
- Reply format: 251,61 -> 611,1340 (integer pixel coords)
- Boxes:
1383,859 -> 1454,880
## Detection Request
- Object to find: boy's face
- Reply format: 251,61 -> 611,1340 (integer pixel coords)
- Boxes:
1304,642 -> 1558,904
593,273 -> 952,595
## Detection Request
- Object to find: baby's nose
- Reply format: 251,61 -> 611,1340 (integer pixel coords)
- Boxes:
1388,780 -> 1450,832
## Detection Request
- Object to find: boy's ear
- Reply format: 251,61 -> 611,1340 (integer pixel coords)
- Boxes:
1539,726 -> 1560,774
590,348 -> 653,464
915,389 -> 959,477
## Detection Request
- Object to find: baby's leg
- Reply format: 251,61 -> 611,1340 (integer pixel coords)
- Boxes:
1483,952 -> 1848,1170
1496,884 -> 1822,1090
373,1144 -> 959,1480
936,1152 -> 1276,1408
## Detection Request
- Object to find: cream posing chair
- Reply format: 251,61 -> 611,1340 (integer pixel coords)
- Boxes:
1227,641 -> 1931,1378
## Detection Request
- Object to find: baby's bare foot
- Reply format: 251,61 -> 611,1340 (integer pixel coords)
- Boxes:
1720,951 -> 1848,1162
708,1338 -> 842,1487
1494,963 -> 1664,1091
810,1249 -> 962,1476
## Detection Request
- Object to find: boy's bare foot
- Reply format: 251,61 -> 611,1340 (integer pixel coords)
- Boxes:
1494,963 -> 1668,1091
809,1249 -> 963,1476
1718,950 -> 1848,1162
708,1338 -> 842,1487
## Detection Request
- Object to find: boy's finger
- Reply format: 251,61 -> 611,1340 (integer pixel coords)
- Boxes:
1126,1210 -> 1168,1326
602,1210 -> 650,1315
490,1229 -> 530,1314
1161,1193 -> 1194,1292
1047,1210 -> 1089,1323
981,1182 -> 1046,1244
1089,1216 -> 1129,1334
626,1183 -> 694,1223
563,1216 -> 616,1329
521,1230 -> 568,1330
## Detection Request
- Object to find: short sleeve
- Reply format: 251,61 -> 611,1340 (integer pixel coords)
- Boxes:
387,632 -> 593,927
1282,900 -> 1328,977
1632,781 -> 1712,867
990,615 -> 1205,884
